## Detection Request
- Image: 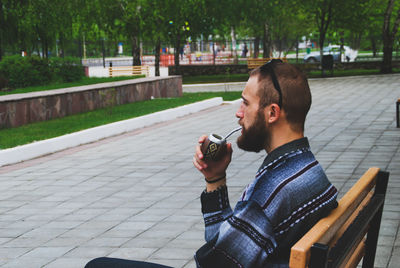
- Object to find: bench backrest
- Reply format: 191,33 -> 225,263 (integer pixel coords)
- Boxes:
109,66 -> 149,77
289,167 -> 389,268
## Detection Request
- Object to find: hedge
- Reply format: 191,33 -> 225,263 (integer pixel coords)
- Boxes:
0,55 -> 84,90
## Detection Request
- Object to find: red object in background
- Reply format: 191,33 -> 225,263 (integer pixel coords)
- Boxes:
160,54 -> 174,66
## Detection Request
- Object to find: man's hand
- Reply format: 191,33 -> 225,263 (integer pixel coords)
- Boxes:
193,135 -> 233,191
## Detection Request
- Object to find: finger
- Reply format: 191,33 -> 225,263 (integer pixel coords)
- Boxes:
193,150 -> 207,167
193,156 -> 207,170
195,144 -> 204,160
198,135 -> 208,144
226,143 -> 233,154
193,157 -> 202,170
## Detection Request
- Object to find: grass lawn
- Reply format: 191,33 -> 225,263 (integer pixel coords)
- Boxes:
0,91 -> 241,149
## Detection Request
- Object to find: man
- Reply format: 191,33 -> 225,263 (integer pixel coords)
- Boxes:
192,60 -> 338,267
85,60 -> 337,268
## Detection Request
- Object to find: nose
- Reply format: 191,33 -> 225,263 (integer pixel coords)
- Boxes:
236,103 -> 244,119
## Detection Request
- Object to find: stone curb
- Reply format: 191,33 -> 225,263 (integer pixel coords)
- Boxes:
0,97 -> 223,167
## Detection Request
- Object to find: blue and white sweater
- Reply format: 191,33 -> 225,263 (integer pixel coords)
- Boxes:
195,137 -> 338,268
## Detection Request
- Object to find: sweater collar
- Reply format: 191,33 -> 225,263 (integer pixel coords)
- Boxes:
259,137 -> 310,170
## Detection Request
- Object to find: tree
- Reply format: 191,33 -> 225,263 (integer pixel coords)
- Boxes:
381,0 -> 400,73
223,0 -> 246,62
312,0 -> 335,63
240,0 -> 264,58
25,0 -> 62,58
119,0 -> 144,66
95,0 -> 144,65
141,0 -> 168,76
162,0 -> 206,67
0,0 -> 23,60
200,0 -> 225,64
331,0 -> 384,64
269,1 -> 312,58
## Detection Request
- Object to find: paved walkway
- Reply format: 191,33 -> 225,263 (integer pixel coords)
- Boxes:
0,74 -> 399,268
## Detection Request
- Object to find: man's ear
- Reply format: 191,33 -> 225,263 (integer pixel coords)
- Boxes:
266,104 -> 281,123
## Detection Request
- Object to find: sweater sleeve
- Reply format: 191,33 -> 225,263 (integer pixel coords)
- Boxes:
198,189 -> 278,268
200,185 -> 233,242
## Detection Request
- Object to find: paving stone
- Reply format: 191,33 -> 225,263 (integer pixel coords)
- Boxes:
43,258 -> 89,268
64,246 -> 114,258
2,257 -> 53,268
3,237 -> 50,248
150,247 -> 195,260
21,246 -> 73,258
107,247 -> 157,260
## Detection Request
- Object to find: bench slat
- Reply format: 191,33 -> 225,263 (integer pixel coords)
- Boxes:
342,240 -> 365,268
328,195 -> 385,267
289,167 -> 380,267
329,191 -> 373,247
109,66 -> 149,77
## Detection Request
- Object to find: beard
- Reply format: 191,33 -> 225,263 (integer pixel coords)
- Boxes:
237,110 -> 270,152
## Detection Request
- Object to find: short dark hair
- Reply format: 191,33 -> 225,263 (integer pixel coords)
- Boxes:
250,62 -> 312,132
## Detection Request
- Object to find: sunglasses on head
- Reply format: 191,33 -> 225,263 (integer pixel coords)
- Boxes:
259,59 -> 283,108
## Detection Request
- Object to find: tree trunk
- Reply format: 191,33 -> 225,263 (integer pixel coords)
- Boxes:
263,23 -> 271,58
0,3 -> 2,61
174,32 -> 181,67
155,38 -> 160,76
382,41 -> 393,73
381,0 -> 400,73
59,35 -> 65,58
254,37 -> 260,58
42,38 -> 48,59
319,31 -> 326,67
370,36 -> 377,57
37,44 -> 41,58
212,40 -> 216,65
78,35 -> 83,60
132,36 -> 141,66
0,2 -> 2,61
317,1 -> 333,71
231,26 -> 238,63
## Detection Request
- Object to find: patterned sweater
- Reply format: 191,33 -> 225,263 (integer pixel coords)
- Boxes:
195,137 -> 338,268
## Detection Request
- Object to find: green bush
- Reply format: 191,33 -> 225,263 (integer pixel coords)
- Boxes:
49,56 -> 84,83
0,55 -> 42,88
0,55 -> 84,90
28,56 -> 53,85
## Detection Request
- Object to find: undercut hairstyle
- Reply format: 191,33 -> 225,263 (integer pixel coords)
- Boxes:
250,62 -> 312,132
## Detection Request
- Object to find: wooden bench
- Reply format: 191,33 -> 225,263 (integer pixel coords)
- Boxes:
108,65 -> 149,78
289,167 -> 389,268
247,57 -> 288,69
396,98 -> 400,128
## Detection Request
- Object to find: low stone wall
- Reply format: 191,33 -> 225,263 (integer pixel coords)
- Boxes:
0,76 -> 182,129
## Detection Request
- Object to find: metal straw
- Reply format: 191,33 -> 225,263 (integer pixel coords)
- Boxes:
223,126 -> 242,140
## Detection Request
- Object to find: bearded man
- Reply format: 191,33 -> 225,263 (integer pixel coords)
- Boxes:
193,60 -> 338,268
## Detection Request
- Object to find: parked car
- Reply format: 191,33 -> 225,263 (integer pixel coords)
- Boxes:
303,45 -> 357,63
